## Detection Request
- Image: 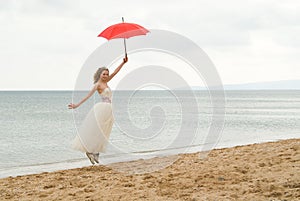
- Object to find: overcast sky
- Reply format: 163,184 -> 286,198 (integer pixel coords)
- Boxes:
0,0 -> 299,90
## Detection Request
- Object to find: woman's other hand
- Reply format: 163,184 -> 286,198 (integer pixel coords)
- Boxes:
68,103 -> 79,109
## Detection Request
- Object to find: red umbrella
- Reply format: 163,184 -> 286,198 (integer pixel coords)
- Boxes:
98,17 -> 149,57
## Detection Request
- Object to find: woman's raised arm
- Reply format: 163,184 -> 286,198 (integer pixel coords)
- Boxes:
107,56 -> 128,82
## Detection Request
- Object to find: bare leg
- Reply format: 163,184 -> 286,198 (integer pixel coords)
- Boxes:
93,153 -> 99,164
86,152 -> 95,165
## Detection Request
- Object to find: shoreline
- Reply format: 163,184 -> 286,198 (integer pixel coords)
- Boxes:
0,137 -> 296,179
0,138 -> 299,200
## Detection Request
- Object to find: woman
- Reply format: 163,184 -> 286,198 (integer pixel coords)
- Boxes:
68,56 -> 128,164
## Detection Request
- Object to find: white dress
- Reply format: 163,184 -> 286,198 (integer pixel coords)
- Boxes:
72,88 -> 114,153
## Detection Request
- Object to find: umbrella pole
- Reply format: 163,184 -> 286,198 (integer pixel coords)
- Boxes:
123,38 -> 127,58
122,17 -> 127,58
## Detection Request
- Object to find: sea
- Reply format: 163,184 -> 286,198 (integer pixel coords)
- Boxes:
0,90 -> 299,178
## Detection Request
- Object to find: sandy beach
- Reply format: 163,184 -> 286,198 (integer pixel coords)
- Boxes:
0,139 -> 299,201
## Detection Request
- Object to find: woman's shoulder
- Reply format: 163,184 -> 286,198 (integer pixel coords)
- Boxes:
94,83 -> 109,94
93,83 -> 101,90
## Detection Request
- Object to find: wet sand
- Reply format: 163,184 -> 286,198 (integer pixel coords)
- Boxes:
0,138 -> 299,200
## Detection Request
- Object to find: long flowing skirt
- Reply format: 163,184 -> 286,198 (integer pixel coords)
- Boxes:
72,102 -> 114,153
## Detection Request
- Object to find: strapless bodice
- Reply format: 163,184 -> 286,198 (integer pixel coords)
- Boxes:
100,88 -> 112,103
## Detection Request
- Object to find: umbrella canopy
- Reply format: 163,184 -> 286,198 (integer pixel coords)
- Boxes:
98,18 -> 149,57
98,22 -> 149,39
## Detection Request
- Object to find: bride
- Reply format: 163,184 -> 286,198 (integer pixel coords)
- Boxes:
68,56 -> 128,164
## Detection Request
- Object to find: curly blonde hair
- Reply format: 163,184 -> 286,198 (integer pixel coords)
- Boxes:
94,67 -> 109,84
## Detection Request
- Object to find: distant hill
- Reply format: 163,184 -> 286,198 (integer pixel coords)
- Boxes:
191,80 -> 300,90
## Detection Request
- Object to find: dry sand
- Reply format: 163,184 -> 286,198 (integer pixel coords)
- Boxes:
0,139 -> 299,201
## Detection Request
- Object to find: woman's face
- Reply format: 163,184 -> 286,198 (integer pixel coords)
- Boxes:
100,70 -> 109,81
